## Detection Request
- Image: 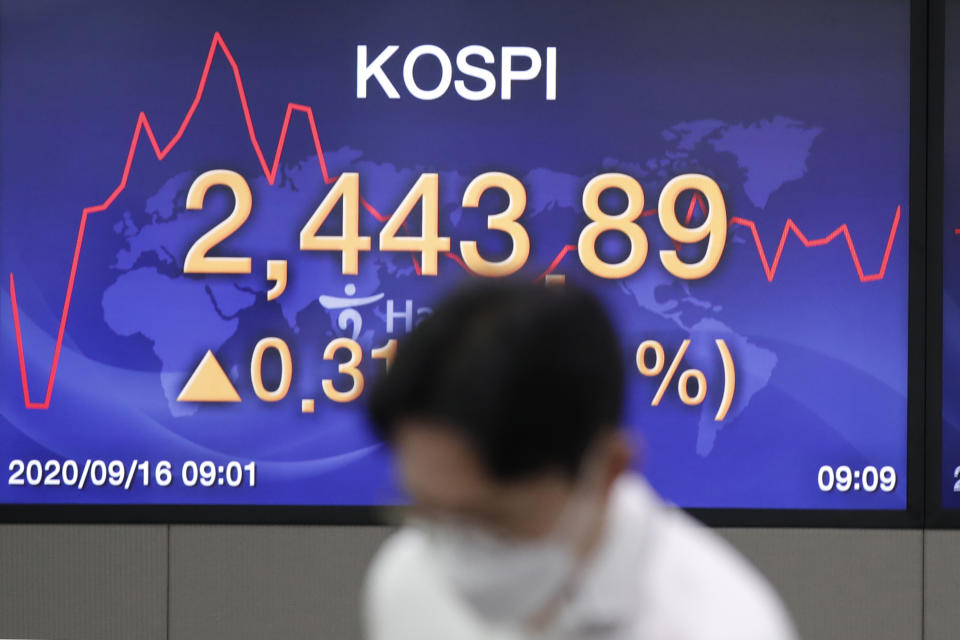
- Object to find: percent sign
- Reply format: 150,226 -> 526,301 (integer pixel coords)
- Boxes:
636,339 -> 736,422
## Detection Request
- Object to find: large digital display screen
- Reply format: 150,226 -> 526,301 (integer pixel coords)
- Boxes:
1,0 -> 911,513
942,0 -> 960,514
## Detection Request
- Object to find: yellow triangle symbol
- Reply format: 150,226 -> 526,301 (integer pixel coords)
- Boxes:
177,350 -> 241,403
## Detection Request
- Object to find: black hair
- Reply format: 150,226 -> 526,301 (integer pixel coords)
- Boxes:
368,279 -> 624,481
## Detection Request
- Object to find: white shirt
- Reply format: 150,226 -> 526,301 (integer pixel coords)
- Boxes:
364,475 -> 799,640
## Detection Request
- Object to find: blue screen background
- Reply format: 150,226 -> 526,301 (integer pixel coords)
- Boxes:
943,0 -> 960,509
0,0 -> 910,508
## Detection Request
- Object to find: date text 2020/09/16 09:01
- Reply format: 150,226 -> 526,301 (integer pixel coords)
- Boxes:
7,459 -> 257,491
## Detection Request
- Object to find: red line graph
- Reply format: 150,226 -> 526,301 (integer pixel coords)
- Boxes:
729,205 -> 900,283
7,32 -> 902,410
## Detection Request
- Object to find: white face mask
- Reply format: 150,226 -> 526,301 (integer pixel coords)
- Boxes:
422,480 -> 603,627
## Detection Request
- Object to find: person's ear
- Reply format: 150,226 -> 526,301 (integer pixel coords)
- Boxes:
598,431 -> 631,498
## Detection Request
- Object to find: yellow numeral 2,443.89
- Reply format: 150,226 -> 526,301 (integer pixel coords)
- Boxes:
182,169 -> 726,280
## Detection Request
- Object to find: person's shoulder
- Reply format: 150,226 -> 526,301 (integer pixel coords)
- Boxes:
365,526 -> 437,609
644,494 -> 799,639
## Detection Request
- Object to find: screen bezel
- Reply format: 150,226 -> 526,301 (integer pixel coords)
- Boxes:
0,0 -> 931,528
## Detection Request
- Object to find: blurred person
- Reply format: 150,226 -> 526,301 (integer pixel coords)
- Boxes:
363,280 -> 798,640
